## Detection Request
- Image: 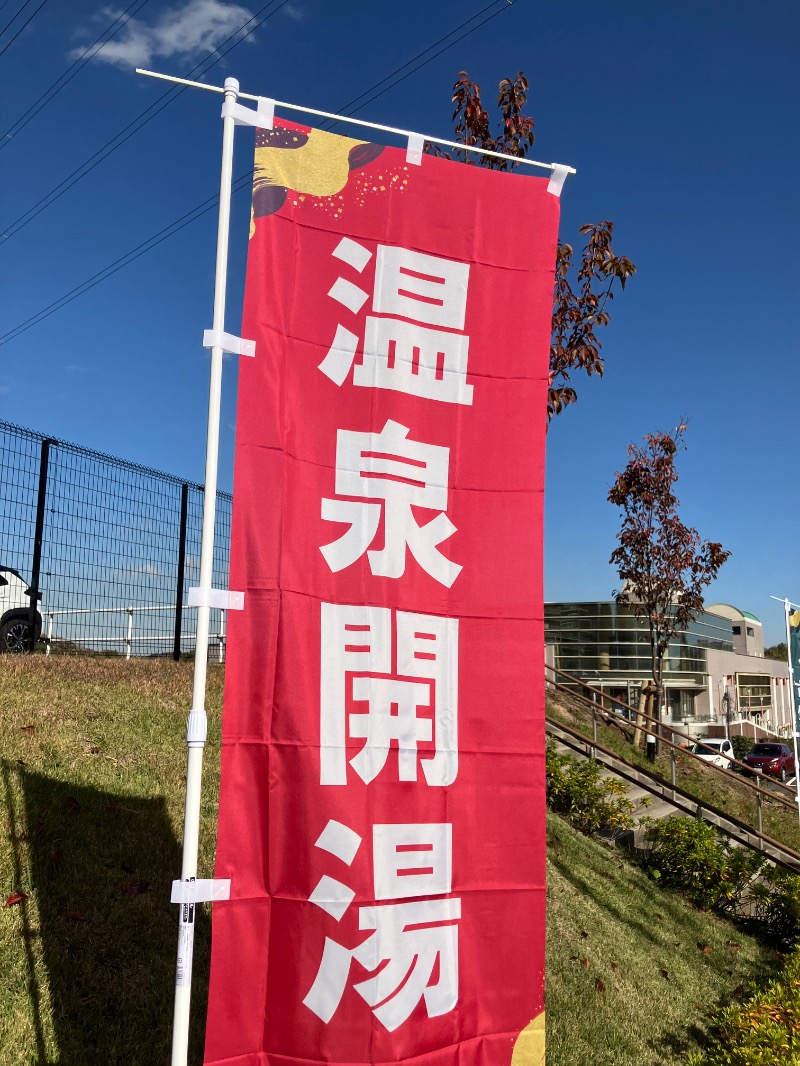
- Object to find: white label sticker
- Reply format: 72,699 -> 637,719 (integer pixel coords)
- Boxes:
176,912 -> 194,988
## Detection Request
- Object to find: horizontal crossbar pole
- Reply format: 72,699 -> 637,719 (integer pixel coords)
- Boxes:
135,68 -> 575,175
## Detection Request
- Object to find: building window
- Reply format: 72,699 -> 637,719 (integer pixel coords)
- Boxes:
747,627 -> 754,637
736,673 -> 771,715
732,625 -> 741,635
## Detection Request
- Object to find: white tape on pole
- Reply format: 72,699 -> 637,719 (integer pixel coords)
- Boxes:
203,329 -> 256,357
220,95 -> 275,130
547,163 -> 571,197
406,132 -> 425,166
187,587 -> 245,611
172,878 -> 231,904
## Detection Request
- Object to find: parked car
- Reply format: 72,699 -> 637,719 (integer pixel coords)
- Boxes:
689,738 -> 734,769
0,567 -> 42,653
741,743 -> 796,782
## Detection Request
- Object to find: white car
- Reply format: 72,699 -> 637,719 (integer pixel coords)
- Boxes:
689,738 -> 734,769
0,567 -> 42,653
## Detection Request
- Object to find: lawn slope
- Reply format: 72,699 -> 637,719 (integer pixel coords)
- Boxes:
546,811 -> 779,1066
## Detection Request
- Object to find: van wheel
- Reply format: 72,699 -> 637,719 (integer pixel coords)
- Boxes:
0,618 -> 33,653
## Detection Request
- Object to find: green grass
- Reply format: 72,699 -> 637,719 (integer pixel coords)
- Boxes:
546,812 -> 780,1066
0,659 -> 785,1065
0,656 -> 223,1065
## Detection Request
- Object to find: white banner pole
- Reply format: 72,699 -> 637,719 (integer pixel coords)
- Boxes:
170,75 -> 239,1066
781,598 -> 800,826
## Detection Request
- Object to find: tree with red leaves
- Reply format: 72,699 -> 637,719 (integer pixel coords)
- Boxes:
430,71 -> 636,423
608,425 -> 731,727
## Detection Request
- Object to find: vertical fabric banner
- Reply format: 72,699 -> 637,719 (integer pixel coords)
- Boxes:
205,120 -> 561,1066
789,606 -> 800,724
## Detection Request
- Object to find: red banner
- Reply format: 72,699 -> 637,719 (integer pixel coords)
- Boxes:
205,120 -> 560,1066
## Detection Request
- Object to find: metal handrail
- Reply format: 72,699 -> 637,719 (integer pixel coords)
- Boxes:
545,713 -> 800,872
546,663 -> 799,812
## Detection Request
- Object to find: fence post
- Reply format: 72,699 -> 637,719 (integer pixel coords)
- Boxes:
671,746 -> 677,800
173,483 -> 189,662
28,438 -> 55,653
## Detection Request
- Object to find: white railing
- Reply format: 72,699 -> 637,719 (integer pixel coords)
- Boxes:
43,604 -> 227,660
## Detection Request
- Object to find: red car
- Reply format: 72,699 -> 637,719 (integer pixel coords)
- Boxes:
741,743 -> 796,782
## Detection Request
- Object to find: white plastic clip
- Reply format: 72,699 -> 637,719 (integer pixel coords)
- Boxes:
547,163 -> 571,197
221,96 -> 275,130
203,329 -> 255,358
187,587 -> 245,611
406,133 -> 425,166
171,879 -> 231,905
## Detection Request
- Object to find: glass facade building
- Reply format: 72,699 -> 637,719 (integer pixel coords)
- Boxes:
544,602 -> 736,719
545,602 -> 791,731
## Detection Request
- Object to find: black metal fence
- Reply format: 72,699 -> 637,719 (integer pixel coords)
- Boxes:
0,420 -> 232,659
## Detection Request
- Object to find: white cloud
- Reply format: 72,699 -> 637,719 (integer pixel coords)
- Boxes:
71,0 -> 255,70
283,3 -> 306,20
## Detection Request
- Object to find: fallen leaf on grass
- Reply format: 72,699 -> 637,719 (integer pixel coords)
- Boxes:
610,962 -> 619,972
86,746 -> 100,755
5,892 -> 28,907
19,725 -> 36,735
595,978 -> 605,992
726,941 -> 740,950
580,958 -> 589,969
125,882 -> 150,898
660,968 -> 669,980
697,942 -> 712,954
580,930 -> 589,939
15,759 -> 27,767
66,911 -> 86,921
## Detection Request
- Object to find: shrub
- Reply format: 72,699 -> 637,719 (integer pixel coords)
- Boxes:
686,947 -> 800,1065
545,743 -> 635,835
749,870 -> 800,949
731,734 -> 754,762
642,816 -> 764,914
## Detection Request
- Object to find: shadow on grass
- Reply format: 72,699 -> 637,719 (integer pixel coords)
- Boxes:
3,761 -> 210,1065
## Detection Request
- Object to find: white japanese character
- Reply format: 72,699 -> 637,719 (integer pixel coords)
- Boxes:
320,603 -> 458,786
319,239 -> 473,405
304,821 -> 459,1032
320,419 -> 462,587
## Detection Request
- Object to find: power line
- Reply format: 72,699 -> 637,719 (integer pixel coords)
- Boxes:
0,0 -> 34,38
1,0 -> 153,148
0,0 -> 50,59
0,0 -> 287,242
321,0 -> 508,126
0,0 -> 515,345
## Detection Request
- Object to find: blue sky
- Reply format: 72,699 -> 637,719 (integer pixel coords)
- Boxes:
0,0 -> 797,644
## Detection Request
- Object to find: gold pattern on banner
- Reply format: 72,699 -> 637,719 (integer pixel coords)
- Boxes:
254,127 -> 367,198
511,1012 -> 545,1066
